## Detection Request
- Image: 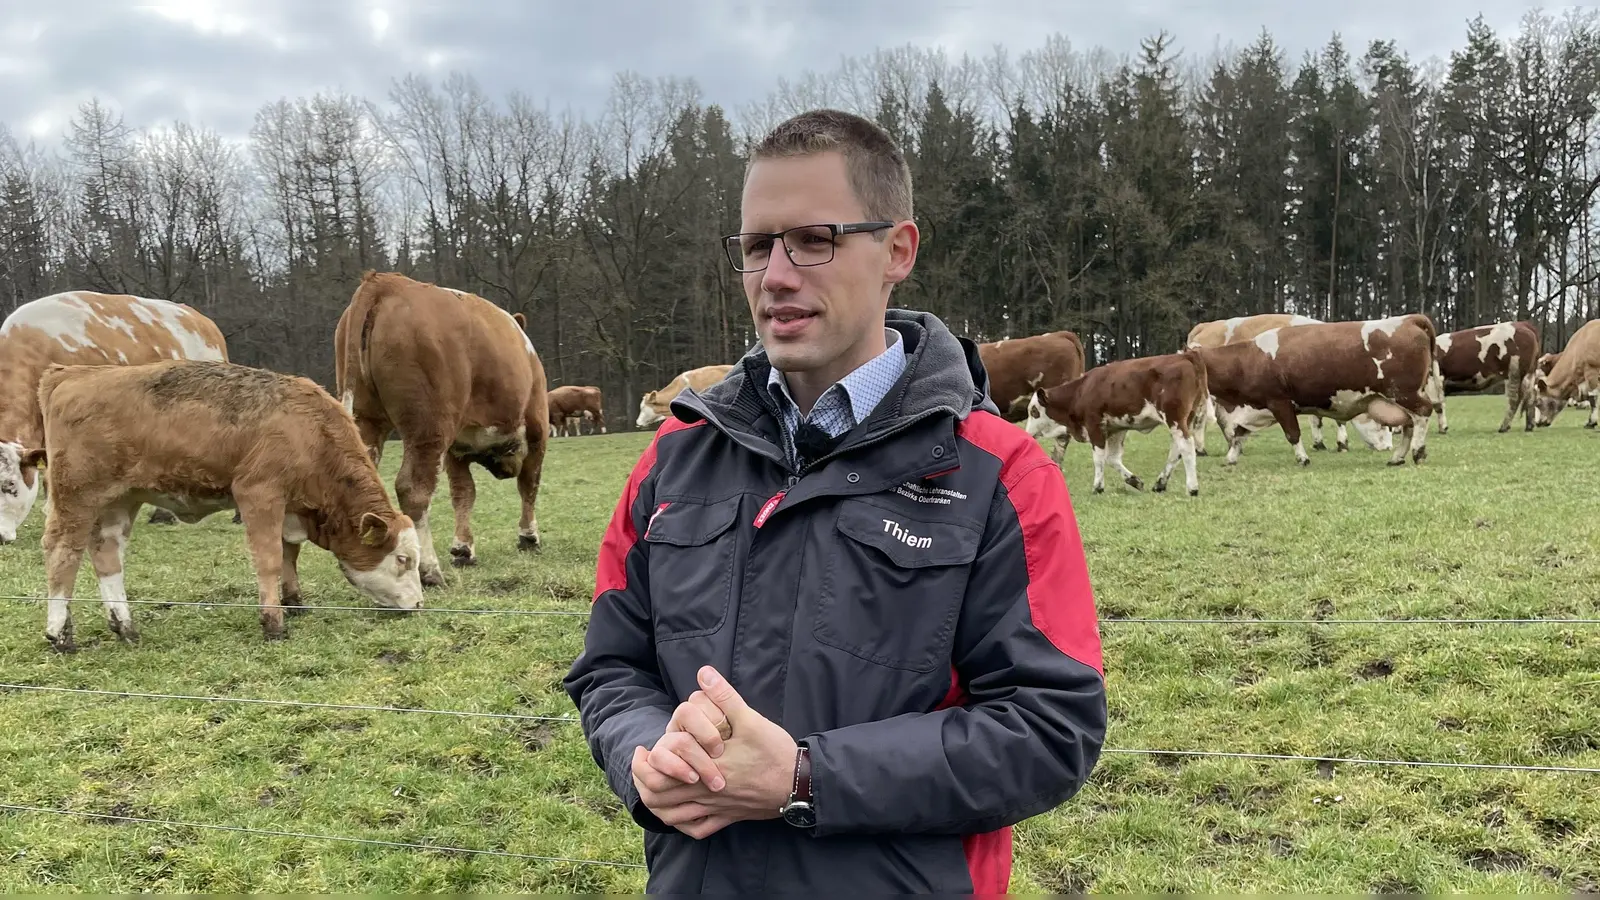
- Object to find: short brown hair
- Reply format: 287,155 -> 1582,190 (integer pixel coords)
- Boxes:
750,108 -> 913,223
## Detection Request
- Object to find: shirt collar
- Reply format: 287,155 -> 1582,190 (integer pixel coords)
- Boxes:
767,326 -> 905,427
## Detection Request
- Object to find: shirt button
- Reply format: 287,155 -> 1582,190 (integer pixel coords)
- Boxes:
847,472 -> 860,483
931,446 -> 945,458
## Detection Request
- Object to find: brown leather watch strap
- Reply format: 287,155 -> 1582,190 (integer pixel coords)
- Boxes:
792,745 -> 812,804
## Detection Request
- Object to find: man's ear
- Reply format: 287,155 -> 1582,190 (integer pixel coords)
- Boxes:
360,511 -> 391,546
20,448 -> 46,469
884,220 -> 920,285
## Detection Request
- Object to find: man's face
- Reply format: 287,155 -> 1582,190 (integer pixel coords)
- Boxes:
738,151 -> 915,381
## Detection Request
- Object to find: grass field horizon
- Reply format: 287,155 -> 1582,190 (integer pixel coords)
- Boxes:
1,394 -> 1597,893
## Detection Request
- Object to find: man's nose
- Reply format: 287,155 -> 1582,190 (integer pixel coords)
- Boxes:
760,245 -> 805,292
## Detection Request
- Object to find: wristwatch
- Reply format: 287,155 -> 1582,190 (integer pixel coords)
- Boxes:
778,744 -> 815,828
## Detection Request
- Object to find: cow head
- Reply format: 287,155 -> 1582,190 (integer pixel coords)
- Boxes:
0,443 -> 46,545
336,511 -> 424,610
637,391 -> 666,428
1531,369 -> 1568,426
1024,389 -> 1075,446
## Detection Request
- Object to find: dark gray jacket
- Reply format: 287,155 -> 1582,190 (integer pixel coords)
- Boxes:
564,309 -> 1107,893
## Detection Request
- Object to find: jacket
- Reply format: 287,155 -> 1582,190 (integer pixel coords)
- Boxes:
564,308 -> 1107,893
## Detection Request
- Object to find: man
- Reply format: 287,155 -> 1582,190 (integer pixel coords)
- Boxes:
564,108 -> 1106,893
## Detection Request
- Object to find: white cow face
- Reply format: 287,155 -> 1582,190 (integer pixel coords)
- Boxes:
1025,393 -> 1070,444
636,392 -> 665,428
0,442 -> 44,545
1531,374 -> 1565,426
339,516 -> 425,610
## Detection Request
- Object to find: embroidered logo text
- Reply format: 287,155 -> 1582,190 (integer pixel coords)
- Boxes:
882,518 -> 932,549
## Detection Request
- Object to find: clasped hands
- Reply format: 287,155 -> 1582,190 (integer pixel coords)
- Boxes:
631,665 -> 798,840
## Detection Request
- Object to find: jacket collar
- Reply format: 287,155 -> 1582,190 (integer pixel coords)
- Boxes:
670,308 -> 1000,471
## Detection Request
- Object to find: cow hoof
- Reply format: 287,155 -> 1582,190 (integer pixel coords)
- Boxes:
1336,442 -> 1348,453
421,567 -> 446,587
147,508 -> 178,525
45,629 -> 75,654
1312,440 -> 1326,451
1188,488 -> 1199,497
261,621 -> 288,641
449,544 -> 477,567
1496,425 -> 1509,433
1297,458 -> 1311,468
1386,459 -> 1406,467
283,594 -> 309,616
1586,421 -> 1596,429
1153,479 -> 1167,493
1093,485 -> 1104,494
1195,448 -> 1208,457
1413,450 -> 1427,464
1124,476 -> 1144,491
518,533 -> 541,552
109,619 -> 140,645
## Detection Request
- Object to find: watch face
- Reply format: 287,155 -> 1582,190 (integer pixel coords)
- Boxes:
782,803 -> 816,828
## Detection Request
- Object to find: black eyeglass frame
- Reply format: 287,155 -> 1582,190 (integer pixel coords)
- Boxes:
721,221 -> 896,273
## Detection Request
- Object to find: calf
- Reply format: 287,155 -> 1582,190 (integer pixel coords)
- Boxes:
1431,320 -> 1540,433
31,360 -> 423,651
975,330 -> 1086,421
334,271 -> 550,585
549,385 -> 605,436
637,364 -> 733,428
1024,349 -> 1208,496
1532,321 -> 1600,428
1195,314 -> 1438,467
0,290 -> 229,544
1186,312 -> 1391,455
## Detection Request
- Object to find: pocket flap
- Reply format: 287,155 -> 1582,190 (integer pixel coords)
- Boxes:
835,502 -> 981,568
642,497 -> 741,547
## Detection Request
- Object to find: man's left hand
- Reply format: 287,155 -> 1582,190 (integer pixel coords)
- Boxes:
631,665 -> 799,838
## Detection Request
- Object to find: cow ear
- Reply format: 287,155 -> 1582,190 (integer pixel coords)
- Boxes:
512,312 -> 527,330
360,511 -> 390,546
20,448 -> 46,469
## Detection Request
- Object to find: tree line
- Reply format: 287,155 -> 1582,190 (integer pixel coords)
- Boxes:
1,11 -> 1597,430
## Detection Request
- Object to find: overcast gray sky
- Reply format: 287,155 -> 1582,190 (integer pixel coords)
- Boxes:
0,0 -> 1574,146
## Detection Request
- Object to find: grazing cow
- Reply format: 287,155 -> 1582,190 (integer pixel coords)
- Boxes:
1186,312 -> 1390,454
1195,314 -> 1439,467
1532,321 -> 1600,428
334,271 -> 549,586
31,360 -> 423,651
1533,353 -> 1594,424
548,385 -> 606,436
975,330 -> 1086,421
1024,349 -> 1208,496
1431,320 -> 1541,433
636,364 -> 734,428
0,290 -> 229,544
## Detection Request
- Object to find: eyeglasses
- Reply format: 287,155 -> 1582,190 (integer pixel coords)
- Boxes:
722,222 -> 895,273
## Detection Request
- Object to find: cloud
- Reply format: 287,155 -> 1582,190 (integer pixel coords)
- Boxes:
0,0 -> 1571,148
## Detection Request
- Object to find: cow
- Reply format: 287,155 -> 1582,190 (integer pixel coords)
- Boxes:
1194,314 -> 1439,468
30,359 -> 423,651
1024,349 -> 1208,497
1187,313 -> 1393,456
1531,321 -> 1600,428
548,385 -> 606,437
334,271 -> 549,587
636,364 -> 734,428
1431,320 -> 1540,433
975,330 -> 1086,421
0,290 -> 229,545
1532,353 -> 1594,425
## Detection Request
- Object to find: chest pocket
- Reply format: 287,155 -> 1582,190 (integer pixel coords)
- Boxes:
643,496 -> 742,641
814,499 -> 982,672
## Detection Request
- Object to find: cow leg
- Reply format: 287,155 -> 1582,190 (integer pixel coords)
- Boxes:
1194,395 -> 1212,456
1270,403 -> 1309,466
444,453 -> 478,567
1153,424 -> 1199,497
234,488 -> 290,640
354,416 -> 390,469
1107,432 -> 1142,490
1336,421 -> 1351,452
88,502 -> 139,644
1310,415 -> 1326,451
41,501 -> 97,653
596,411 -> 608,434
1587,391 -> 1598,429
1522,374 -> 1538,431
281,537 -> 305,614
516,415 -> 549,551
1437,393 -> 1450,434
395,440 -> 446,586
1090,443 -> 1108,493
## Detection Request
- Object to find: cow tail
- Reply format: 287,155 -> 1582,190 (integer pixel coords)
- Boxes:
348,271 -> 387,417
1182,347 -> 1210,435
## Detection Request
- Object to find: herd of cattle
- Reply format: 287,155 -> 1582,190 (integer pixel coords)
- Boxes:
1,274 -> 1596,652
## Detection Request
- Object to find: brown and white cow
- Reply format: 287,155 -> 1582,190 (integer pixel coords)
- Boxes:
1186,312 -> 1390,455
1430,320 -> 1541,433
1531,321 -> 1600,428
1194,314 -> 1439,467
1532,352 -> 1595,426
0,291 -> 229,544
549,385 -> 606,436
636,364 -> 734,428
334,271 -> 549,586
1024,349 -> 1208,496
976,330 -> 1086,421
30,359 -> 423,651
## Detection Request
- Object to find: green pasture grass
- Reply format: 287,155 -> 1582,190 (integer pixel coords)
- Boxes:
0,394 -> 1596,892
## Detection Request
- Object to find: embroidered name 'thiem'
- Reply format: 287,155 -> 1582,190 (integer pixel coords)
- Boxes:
881,518 -> 932,549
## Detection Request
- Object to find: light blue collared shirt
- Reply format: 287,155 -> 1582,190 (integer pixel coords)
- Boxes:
766,327 -> 907,469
